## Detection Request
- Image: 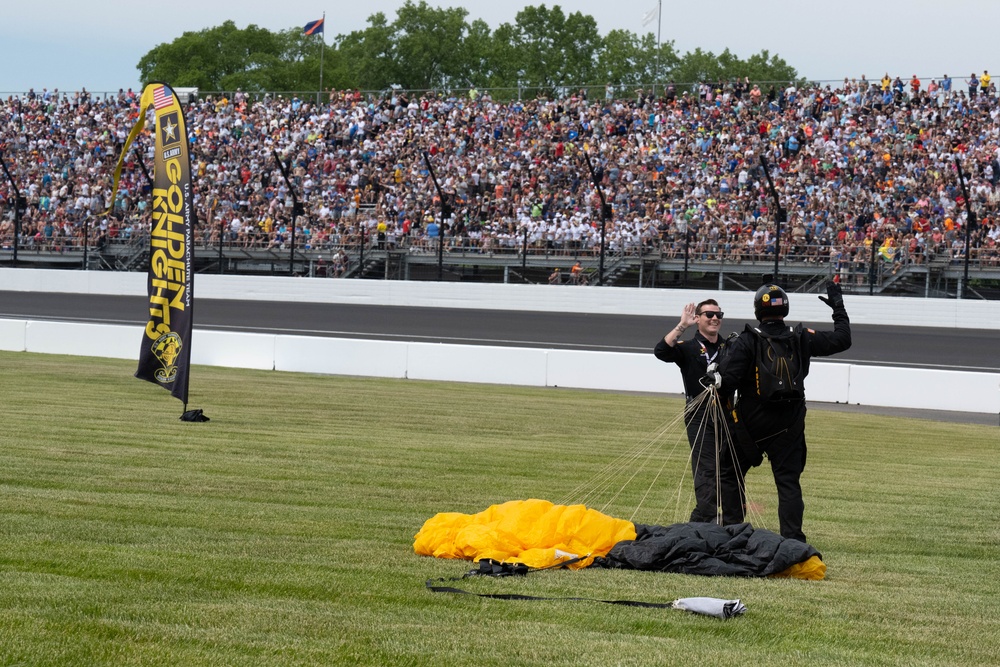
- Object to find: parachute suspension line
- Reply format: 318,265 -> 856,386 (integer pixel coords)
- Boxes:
650,433 -> 693,527
627,390 -> 717,523
686,388 -> 728,527
584,425 -> 667,514
590,429 -> 687,515
686,392 -> 714,520
707,390 -> 726,526
677,386 -> 770,532
627,438 -> 683,523
554,386 -> 772,532
594,439 -> 666,517
711,392 -> 767,530
590,412 -> 690,514
555,408 -> 688,509
559,416 -> 675,507
651,390 -> 715,526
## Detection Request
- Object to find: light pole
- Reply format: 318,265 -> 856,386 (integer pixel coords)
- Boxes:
582,150 -> 611,285
760,155 -> 787,281
955,159 -> 978,298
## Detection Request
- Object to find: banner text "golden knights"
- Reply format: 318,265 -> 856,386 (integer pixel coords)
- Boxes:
148,156 -> 186,338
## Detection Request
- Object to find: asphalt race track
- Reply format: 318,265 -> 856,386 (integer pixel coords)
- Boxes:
1,291 -> 994,373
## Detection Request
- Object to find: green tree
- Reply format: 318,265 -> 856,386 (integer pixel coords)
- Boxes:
138,21 -> 283,90
481,22 -> 523,94
335,2 -> 483,92
502,5 -> 602,94
136,6 -> 802,97
670,47 -> 725,88
596,29 -> 642,87
335,12 -> 399,91
392,1 -> 471,90
230,29 -> 329,92
598,30 -> 679,91
741,50 -> 799,84
461,19 -> 498,88
668,47 -> 800,89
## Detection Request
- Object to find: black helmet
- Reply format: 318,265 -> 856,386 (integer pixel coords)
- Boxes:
754,284 -> 789,321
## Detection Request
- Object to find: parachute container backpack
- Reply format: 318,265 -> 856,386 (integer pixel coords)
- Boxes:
749,324 -> 805,403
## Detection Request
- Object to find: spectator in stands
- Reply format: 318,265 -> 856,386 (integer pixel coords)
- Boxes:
1,76 -> 997,280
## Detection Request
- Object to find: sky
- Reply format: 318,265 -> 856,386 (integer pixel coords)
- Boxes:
2,0 -> 998,94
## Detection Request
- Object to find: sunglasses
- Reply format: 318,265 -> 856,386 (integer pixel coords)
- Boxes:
699,311 -> 724,319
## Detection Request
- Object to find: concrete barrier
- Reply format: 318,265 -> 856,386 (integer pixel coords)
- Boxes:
0,318 -> 26,352
1,318 -> 996,415
847,365 -> 999,414
547,348 -> 675,394
274,336 -> 407,378
193,330 -> 275,371
407,342 -> 549,386
25,320 -> 137,359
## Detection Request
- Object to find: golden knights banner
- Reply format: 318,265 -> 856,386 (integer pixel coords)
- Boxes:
107,83 -> 194,404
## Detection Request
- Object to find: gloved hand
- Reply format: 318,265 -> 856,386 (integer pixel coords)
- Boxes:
818,280 -> 844,309
699,363 -> 721,390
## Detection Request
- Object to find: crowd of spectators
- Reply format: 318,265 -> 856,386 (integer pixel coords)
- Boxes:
3,74 -> 1000,280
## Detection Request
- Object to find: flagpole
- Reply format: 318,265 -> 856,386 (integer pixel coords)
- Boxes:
318,11 -> 325,105
654,0 -> 662,96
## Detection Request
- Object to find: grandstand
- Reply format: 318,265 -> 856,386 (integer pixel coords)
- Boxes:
2,80 -> 1000,298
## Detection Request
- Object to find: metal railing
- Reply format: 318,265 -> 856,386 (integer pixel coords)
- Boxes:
4,232 -> 1000,266
4,231 -> 999,295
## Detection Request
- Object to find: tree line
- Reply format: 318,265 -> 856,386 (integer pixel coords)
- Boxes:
137,2 -> 801,96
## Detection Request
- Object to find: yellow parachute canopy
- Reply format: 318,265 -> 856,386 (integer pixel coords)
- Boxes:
770,555 -> 826,581
413,498 -> 636,569
415,499 -> 825,580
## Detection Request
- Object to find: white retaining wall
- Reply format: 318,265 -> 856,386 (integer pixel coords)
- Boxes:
1,319 -> 997,415
2,269 -> 998,414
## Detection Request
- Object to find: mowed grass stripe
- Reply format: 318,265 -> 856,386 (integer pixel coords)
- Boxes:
1,351 -> 998,666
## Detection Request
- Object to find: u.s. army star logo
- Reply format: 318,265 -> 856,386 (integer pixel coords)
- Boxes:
159,112 -> 180,146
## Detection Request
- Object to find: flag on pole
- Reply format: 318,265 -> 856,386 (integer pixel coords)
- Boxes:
303,18 -> 324,35
642,5 -> 658,27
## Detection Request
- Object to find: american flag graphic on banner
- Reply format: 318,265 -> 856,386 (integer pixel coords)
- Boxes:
153,85 -> 173,110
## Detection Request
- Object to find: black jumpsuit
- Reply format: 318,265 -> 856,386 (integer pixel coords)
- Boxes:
718,304 -> 851,542
654,333 -> 745,525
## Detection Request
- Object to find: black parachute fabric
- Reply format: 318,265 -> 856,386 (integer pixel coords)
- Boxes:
592,522 -> 821,577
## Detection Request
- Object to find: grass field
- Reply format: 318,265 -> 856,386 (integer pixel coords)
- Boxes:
2,351 -> 999,666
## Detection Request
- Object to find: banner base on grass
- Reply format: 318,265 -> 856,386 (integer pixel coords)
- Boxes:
180,409 -> 209,422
